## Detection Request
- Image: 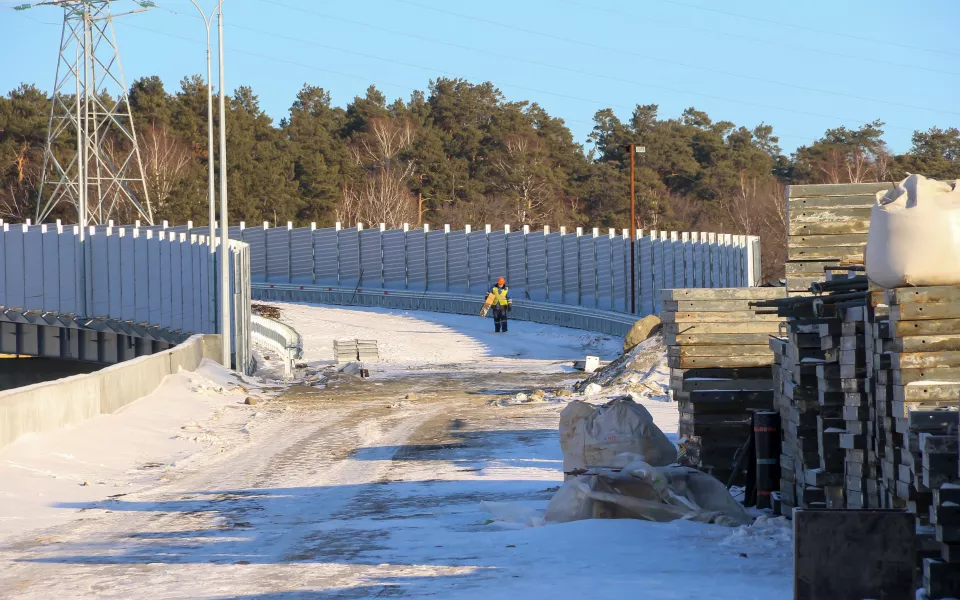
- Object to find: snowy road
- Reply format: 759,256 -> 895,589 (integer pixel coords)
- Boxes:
0,304 -> 791,599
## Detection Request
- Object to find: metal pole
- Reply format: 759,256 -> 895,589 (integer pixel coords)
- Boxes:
188,1 -> 218,335
629,144 -> 636,315
217,1 -> 231,368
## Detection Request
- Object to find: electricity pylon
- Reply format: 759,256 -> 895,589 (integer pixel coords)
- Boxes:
16,1 -> 155,225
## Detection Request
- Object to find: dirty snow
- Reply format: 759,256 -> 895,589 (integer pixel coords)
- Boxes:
0,304 -> 791,599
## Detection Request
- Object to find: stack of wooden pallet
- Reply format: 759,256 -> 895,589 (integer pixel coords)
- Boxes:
871,286 -> 960,597
821,304 -> 873,508
778,318 -> 834,510
785,183 -> 889,295
770,336 -> 792,511
929,482 -> 960,598
662,288 -> 785,483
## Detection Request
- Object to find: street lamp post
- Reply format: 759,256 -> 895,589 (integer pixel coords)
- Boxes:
217,0 -> 230,369
628,144 -> 645,314
186,0 -> 217,341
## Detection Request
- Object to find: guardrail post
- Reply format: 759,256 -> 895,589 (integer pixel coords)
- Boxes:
403,223 -> 410,289
464,224 -> 471,293
484,224 -> 491,289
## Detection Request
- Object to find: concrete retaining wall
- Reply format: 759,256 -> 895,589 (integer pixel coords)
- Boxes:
0,334 -> 222,451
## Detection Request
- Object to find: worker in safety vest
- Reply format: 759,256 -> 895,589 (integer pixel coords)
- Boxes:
491,277 -> 512,333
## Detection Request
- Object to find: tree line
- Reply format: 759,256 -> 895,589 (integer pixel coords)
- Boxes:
1,75 -> 958,281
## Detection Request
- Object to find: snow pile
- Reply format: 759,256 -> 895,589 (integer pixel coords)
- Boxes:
0,360 -> 260,542
573,333 -> 670,402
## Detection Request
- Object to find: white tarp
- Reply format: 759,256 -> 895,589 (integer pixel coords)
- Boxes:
559,396 -> 678,473
866,174 -> 960,288
544,459 -> 750,527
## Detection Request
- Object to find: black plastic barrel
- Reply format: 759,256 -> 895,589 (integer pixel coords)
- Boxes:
754,411 -> 780,509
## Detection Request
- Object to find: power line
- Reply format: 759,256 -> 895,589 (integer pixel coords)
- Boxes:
386,0 -> 959,120
649,0 -> 960,59
554,0 -> 960,79
247,0 -> 900,139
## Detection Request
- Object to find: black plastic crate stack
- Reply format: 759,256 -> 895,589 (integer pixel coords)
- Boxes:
664,288 -> 785,486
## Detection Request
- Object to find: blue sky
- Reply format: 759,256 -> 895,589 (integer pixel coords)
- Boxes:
2,0 -> 958,154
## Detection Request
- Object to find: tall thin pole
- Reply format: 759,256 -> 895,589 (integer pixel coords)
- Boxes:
629,144 -> 636,315
189,0 -> 217,337
76,13 -> 87,315
217,1 -> 231,368
418,174 -> 423,227
206,23 -> 217,336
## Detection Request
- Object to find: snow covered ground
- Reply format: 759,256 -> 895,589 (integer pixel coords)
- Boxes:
266,302 -> 623,375
0,303 -> 792,599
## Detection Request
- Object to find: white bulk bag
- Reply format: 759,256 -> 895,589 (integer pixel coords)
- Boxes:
558,397 -> 677,473
866,174 -> 960,288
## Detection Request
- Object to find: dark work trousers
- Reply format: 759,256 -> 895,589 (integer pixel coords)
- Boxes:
493,305 -> 508,333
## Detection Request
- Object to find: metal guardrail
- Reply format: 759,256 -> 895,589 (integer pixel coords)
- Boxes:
252,284 -> 638,337
250,314 -> 303,379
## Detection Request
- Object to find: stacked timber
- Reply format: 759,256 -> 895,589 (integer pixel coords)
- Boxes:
662,288 -> 785,485
929,482 -> 960,598
770,335 -> 792,512
871,286 -> 960,598
821,305 -> 874,508
755,273 -> 871,513
785,183 -> 890,295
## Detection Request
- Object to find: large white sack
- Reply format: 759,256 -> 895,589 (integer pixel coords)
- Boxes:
559,396 -> 677,473
866,174 -> 960,288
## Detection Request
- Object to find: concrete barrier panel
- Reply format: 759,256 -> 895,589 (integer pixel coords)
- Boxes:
0,335 -> 219,452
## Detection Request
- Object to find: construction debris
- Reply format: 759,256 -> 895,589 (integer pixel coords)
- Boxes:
334,339 -> 380,364
544,459 -> 750,526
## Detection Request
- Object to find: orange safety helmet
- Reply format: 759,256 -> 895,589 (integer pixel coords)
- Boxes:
497,277 -> 506,286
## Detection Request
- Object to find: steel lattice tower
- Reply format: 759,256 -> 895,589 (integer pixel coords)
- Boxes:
28,0 -> 154,225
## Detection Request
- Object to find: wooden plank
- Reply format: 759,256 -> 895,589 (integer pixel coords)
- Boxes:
664,299 -> 763,312
788,196 -> 877,210
891,303 -> 960,322
892,319 -> 960,338
788,247 -> 863,262
894,382 -> 960,403
788,234 -> 869,248
668,354 -> 775,369
888,286 -> 960,306
668,345 -> 773,358
790,207 -> 872,223
789,219 -> 871,236
878,351 -> 960,369
786,260 -> 841,275
786,276 -> 821,292
674,378 -> 775,392
889,367 -> 960,385
661,310 -> 782,323
665,322 -> 783,335
885,334 -> 960,352
660,288 -> 786,301
787,182 -> 892,197
665,332 -> 775,346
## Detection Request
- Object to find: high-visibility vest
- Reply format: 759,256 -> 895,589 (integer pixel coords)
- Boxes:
491,286 -> 509,306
